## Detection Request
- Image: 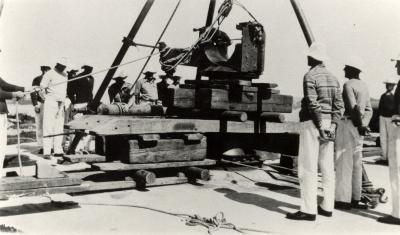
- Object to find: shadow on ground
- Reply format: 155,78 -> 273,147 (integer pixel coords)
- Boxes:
215,187 -> 298,215
0,201 -> 79,217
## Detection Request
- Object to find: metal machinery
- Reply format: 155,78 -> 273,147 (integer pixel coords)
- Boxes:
61,0 -> 297,190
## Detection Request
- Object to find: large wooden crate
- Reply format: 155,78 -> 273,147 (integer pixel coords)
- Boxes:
125,136 -> 207,164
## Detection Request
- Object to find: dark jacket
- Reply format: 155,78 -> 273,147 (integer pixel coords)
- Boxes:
0,77 -> 25,113
378,91 -> 395,118
31,74 -> 45,106
108,81 -> 125,103
68,71 -> 94,104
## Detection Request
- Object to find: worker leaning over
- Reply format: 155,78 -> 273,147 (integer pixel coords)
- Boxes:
40,59 -> 68,160
134,71 -> 159,105
286,42 -> 343,221
31,65 -> 51,154
378,54 -> 400,225
376,78 -> 397,165
108,71 -> 128,103
334,56 -> 372,210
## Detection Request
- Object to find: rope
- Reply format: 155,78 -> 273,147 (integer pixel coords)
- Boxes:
233,0 -> 259,23
24,52 -> 160,95
15,100 -> 24,176
130,0 -> 182,93
79,202 -> 271,234
162,0 -> 233,72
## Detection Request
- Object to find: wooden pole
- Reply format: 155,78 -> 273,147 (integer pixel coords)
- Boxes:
290,0 -> 315,46
186,167 -> 210,181
88,0 -> 155,111
221,111 -> 248,122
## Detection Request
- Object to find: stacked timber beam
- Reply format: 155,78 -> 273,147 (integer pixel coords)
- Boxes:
166,79 -> 293,119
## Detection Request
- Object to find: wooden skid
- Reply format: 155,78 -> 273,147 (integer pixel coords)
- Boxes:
198,88 -> 229,110
4,154 -> 36,168
166,88 -> 195,109
126,137 -> 207,163
93,159 -> 216,171
63,154 -> 106,163
0,176 -> 82,191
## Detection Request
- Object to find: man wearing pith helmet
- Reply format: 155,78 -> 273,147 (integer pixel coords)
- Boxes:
335,56 -> 372,210
376,78 -> 397,165
286,42 -> 343,221
378,53 -> 400,225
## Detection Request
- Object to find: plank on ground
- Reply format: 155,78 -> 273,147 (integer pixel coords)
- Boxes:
0,176 -> 82,191
63,154 -> 106,163
0,184 -> 89,198
93,159 -> 216,171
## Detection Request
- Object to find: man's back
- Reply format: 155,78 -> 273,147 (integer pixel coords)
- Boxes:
343,78 -> 372,126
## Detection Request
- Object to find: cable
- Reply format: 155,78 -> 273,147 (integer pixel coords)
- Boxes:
130,0 -> 182,94
24,52 -> 160,95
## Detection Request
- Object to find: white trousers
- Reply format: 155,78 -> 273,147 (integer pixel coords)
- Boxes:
380,116 -> 392,160
298,120 -> 335,214
335,119 -> 363,203
42,99 -> 65,155
35,103 -> 44,147
388,124 -> 400,218
0,114 -> 7,178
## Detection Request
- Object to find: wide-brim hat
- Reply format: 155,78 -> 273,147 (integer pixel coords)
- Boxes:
40,65 -> 51,71
143,71 -> 156,76
307,42 -> 328,62
172,75 -> 181,81
391,53 -> 400,62
113,70 -> 128,80
345,56 -> 365,72
81,65 -> 93,69
383,78 -> 398,85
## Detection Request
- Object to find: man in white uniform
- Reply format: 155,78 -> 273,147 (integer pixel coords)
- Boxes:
40,60 -> 68,160
378,55 -> 400,225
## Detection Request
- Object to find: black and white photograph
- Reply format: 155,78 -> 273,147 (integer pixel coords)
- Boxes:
0,0 -> 400,234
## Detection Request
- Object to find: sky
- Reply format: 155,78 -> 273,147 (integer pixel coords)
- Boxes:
0,0 -> 400,103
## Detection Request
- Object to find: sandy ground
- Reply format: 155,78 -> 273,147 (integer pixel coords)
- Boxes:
1,143 -> 400,235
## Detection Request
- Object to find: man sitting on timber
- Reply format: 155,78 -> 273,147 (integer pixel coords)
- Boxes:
108,71 -> 128,103
133,71 -> 159,105
286,42 -> 343,221
335,56 -> 372,210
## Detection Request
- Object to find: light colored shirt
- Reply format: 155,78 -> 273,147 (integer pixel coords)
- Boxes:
343,78 -> 372,127
301,64 -> 344,128
134,78 -> 158,102
40,69 -> 67,102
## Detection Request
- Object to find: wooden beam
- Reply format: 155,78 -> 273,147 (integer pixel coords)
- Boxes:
93,159 -> 216,171
63,154 -> 106,163
0,176 -> 82,191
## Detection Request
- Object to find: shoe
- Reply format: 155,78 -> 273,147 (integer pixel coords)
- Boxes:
37,148 -> 43,154
286,211 -> 316,221
54,153 -> 64,157
375,159 -> 388,165
377,216 -> 400,225
43,155 -> 51,160
351,200 -> 368,209
334,201 -> 352,210
318,206 -> 332,217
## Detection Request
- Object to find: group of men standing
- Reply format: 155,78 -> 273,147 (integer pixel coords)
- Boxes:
31,59 -> 94,159
286,42 -> 400,225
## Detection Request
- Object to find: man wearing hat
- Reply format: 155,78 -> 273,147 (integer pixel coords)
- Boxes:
334,56 -> 372,210
376,78 -> 397,165
169,75 -> 181,89
377,54 -> 400,225
108,71 -> 127,103
31,65 -> 51,153
0,78 -> 26,178
286,42 -> 343,221
40,59 -> 68,159
133,71 -> 159,105
157,75 -> 172,106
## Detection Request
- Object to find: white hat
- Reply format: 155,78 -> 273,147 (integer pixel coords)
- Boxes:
345,56 -> 365,71
114,70 -> 128,80
307,42 -> 328,62
391,53 -> 400,62
383,78 -> 398,85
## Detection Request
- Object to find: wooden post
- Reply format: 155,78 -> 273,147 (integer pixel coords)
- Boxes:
221,111 -> 248,122
133,170 -> 156,188
88,0 -> 155,111
290,0 -> 315,46
186,167 -> 210,181
260,112 -> 285,123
